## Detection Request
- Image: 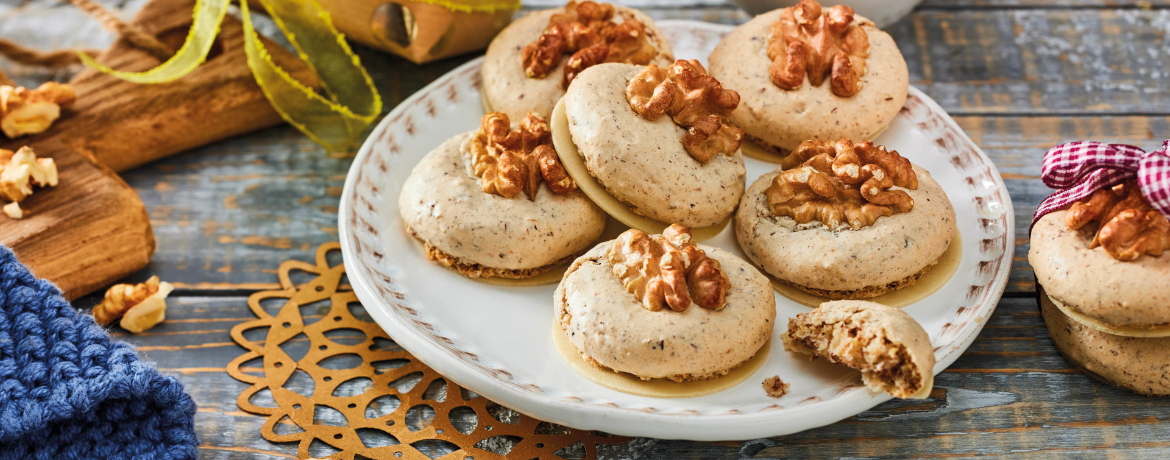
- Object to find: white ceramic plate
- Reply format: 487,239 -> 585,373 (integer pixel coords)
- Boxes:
339,20 -> 1014,441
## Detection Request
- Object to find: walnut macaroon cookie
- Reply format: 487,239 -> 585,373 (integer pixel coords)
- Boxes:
555,224 -> 776,381
399,111 -> 606,282
736,139 -> 956,299
552,60 -> 747,235
783,300 -> 935,398
481,0 -> 674,120
1039,286 -> 1170,396
1030,180 -> 1170,394
708,0 -> 909,157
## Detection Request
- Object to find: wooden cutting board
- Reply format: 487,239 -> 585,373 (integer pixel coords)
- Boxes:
29,0 -> 316,172
0,139 -> 154,300
0,0 -> 315,299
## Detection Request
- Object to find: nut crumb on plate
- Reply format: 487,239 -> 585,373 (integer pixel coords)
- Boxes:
762,375 -> 790,397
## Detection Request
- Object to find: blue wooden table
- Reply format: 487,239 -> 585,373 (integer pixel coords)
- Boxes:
6,0 -> 1170,457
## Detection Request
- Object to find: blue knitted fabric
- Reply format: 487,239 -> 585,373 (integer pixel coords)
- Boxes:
0,247 -> 198,460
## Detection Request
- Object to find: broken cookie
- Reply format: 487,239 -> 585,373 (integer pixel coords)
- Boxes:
783,300 -> 935,399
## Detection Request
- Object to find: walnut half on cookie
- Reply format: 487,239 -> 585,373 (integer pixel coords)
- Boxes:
607,224 -> 731,312
783,300 -> 935,398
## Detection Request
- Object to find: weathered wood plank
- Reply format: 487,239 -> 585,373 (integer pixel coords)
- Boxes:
90,295 -> 1170,459
895,9 -> 1170,115
17,0 -> 1170,459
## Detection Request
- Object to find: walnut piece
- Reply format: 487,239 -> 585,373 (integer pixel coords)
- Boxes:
521,0 -> 658,88
625,60 -> 744,164
767,139 -> 917,229
1065,181 -> 1170,261
762,375 -> 790,397
0,146 -> 58,219
607,224 -> 731,312
0,82 -> 76,138
469,111 -> 576,200
767,0 -> 870,97
93,276 -> 175,333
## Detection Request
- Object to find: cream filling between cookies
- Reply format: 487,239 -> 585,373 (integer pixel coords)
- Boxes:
551,98 -> 731,240
551,321 -> 771,398
1045,291 -> 1170,338
480,88 -> 493,114
772,232 -> 962,307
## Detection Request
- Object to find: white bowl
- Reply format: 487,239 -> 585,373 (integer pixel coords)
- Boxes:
729,0 -> 923,28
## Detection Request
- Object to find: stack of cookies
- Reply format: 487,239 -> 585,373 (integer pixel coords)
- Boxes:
1029,141 -> 1170,396
398,0 -> 953,400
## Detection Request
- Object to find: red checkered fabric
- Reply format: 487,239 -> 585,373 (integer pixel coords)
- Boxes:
1033,140 -> 1170,228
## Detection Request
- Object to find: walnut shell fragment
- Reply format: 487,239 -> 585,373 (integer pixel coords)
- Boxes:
93,276 -> 175,333
607,224 -> 731,312
0,146 -> 58,219
0,82 -> 76,138
625,60 -> 744,164
521,0 -> 658,88
1065,180 -> 1170,261
783,300 -> 935,399
767,0 -> 870,97
469,111 -> 576,200
767,139 -> 916,229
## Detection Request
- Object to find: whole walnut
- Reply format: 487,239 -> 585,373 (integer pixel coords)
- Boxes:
767,0 -> 870,97
521,0 -> 659,88
1065,181 -> 1170,261
767,139 -> 917,229
468,112 -> 576,200
607,224 -> 730,312
625,60 -> 744,164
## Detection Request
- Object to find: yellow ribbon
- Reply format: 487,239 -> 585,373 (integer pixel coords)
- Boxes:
76,0 -> 228,84
78,0 -> 382,153
410,0 -> 520,13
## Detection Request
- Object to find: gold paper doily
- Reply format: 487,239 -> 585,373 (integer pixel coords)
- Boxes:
227,243 -> 625,459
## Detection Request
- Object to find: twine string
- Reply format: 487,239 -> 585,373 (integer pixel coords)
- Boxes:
61,0 -> 174,61
0,0 -> 174,85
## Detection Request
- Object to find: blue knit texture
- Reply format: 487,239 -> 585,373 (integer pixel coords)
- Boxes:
0,247 -> 198,460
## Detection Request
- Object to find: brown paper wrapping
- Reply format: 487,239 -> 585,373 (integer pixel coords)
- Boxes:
318,0 -> 516,64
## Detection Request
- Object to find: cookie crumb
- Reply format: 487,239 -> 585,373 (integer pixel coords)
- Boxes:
763,375 -> 789,397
